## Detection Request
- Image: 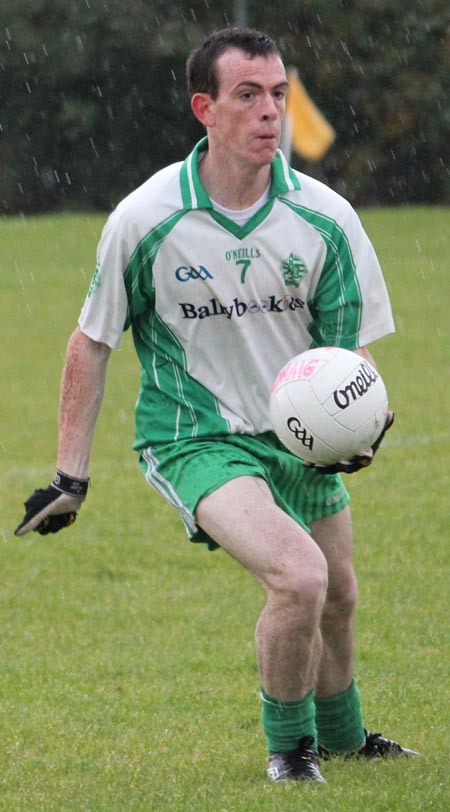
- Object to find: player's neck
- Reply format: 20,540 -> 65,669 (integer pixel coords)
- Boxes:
199,150 -> 272,210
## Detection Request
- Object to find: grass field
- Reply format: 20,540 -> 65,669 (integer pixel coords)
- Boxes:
1,207 -> 449,811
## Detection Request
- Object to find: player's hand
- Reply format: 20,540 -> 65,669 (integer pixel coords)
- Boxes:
305,411 -> 395,475
15,471 -> 89,536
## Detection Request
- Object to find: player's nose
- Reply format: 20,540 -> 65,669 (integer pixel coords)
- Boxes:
261,93 -> 279,120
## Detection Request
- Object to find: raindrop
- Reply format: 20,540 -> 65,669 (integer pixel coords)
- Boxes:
90,137 -> 99,158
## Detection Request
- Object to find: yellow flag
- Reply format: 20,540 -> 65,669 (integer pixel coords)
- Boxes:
283,68 -> 335,162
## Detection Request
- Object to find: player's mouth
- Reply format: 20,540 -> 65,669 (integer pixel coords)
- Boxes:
256,133 -> 279,145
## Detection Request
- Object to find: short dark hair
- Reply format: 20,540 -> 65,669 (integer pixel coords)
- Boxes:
186,26 -> 281,100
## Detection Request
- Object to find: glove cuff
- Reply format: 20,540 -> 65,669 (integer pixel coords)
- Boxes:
52,470 -> 90,497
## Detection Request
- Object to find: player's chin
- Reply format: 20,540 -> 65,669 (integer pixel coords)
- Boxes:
251,140 -> 279,163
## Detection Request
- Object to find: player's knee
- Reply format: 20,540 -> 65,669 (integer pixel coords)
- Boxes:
296,562 -> 329,613
264,546 -> 328,614
323,571 -> 358,623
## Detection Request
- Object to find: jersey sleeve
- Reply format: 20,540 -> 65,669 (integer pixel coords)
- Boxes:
78,211 -> 130,349
307,202 -> 395,350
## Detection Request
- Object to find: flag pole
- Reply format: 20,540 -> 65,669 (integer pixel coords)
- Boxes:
233,0 -> 249,26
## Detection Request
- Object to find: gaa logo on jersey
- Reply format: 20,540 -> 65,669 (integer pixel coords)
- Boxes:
175,265 -> 213,282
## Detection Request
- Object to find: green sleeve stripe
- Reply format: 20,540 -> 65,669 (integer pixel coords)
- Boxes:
279,198 -> 363,347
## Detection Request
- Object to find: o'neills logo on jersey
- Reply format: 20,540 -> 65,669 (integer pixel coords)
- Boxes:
179,295 -> 305,320
333,362 -> 379,409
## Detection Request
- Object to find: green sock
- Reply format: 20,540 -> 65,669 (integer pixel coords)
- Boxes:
315,679 -> 365,754
261,687 -> 317,754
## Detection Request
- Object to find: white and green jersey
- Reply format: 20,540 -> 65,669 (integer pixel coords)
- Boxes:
79,137 -> 394,450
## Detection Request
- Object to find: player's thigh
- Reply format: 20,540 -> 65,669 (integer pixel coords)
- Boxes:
196,475 -> 327,591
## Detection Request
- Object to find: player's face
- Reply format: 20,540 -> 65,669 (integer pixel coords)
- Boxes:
207,49 -> 288,168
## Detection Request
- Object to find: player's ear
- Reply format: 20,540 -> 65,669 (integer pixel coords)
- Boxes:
191,93 -> 216,128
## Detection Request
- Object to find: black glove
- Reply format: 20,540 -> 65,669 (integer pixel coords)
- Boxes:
305,411 -> 395,475
15,470 -> 89,536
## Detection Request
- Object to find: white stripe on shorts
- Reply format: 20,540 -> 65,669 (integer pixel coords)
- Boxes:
141,447 -> 198,536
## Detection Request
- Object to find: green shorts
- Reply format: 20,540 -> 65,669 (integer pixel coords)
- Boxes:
139,432 -> 350,551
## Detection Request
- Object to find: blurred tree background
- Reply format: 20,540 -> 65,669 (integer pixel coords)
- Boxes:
1,0 -> 449,213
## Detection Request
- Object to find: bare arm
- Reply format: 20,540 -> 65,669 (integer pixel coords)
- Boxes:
354,345 -> 377,369
354,343 -> 393,424
15,327 -> 111,536
57,326 -> 111,478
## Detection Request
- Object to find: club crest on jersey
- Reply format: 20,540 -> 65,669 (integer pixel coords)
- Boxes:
280,253 -> 307,288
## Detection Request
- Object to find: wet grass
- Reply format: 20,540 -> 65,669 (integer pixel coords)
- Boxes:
1,207 -> 449,811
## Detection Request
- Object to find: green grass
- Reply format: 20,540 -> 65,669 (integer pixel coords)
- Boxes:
1,208 -> 449,811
